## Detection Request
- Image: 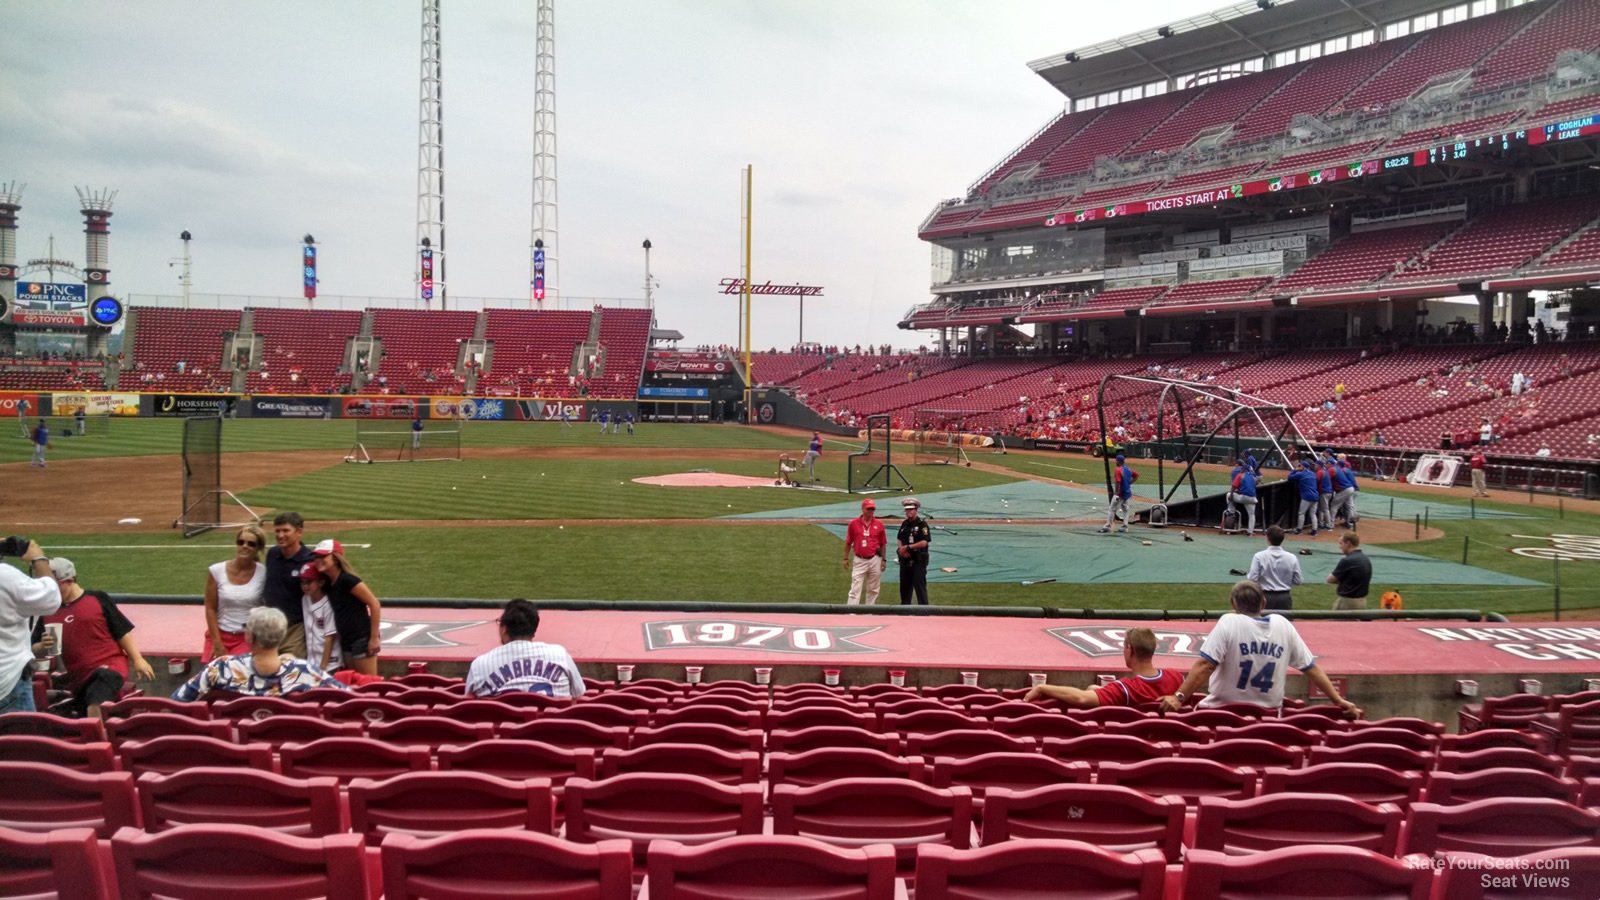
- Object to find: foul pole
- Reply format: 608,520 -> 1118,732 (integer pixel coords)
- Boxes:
741,165 -> 753,423
531,0 -> 559,307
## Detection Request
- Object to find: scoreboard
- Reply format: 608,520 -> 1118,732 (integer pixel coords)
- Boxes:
1382,115 -> 1600,171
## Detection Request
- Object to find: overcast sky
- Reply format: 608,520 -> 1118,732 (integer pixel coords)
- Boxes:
1,0 -> 1219,350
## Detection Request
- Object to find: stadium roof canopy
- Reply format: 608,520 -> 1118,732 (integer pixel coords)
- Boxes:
1029,0 -> 1475,99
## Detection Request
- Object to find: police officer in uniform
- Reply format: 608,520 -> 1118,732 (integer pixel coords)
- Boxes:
897,497 -> 932,605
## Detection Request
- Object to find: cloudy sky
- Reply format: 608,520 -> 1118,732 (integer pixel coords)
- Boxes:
2,0 -> 1217,350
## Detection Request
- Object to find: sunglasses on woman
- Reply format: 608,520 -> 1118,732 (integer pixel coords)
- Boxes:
237,538 -> 261,548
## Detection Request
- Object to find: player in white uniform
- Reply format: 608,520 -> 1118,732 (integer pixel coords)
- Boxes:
465,599 -> 586,699
1158,580 -> 1361,715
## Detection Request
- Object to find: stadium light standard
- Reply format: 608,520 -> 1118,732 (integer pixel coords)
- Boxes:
642,238 -> 658,308
169,230 -> 193,310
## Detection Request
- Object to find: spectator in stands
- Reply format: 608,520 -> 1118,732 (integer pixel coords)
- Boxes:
298,563 -> 340,673
1158,581 -> 1360,715
172,607 -> 347,701
264,512 -> 316,658
1326,533 -> 1372,611
312,540 -> 383,676
1479,417 -> 1494,445
465,599 -> 586,699
203,524 -> 267,661
1025,627 -> 1181,708
32,559 -> 153,718
1246,526 -> 1301,611
0,540 -> 59,713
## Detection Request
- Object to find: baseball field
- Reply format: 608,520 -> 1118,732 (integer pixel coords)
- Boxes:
4,417 -> 1594,616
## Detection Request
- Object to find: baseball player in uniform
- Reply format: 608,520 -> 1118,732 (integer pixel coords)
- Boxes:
896,497 -> 932,606
801,432 -> 823,481
1333,454 -> 1359,530
1099,453 -> 1136,533
1290,459 -> 1320,535
30,420 -> 49,468
465,599 -> 586,699
843,498 -> 887,605
597,409 -> 610,433
411,415 -> 423,450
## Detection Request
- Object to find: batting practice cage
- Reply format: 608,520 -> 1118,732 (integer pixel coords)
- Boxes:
177,415 -> 259,538
1095,375 -> 1317,529
913,408 -> 990,467
849,414 -> 913,494
344,418 -> 463,464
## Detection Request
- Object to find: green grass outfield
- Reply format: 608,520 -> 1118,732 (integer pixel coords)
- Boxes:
14,419 -> 1598,615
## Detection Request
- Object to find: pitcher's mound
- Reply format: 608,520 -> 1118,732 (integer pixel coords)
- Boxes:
635,472 -> 783,488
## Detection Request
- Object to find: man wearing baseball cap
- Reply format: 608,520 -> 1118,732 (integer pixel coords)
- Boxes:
896,497 -> 932,606
1099,453 -> 1138,534
843,498 -> 887,605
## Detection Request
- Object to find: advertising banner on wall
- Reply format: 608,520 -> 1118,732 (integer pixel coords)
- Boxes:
646,359 -> 733,374
252,396 -> 330,418
429,397 -> 506,421
639,386 -> 710,399
11,311 -> 89,327
0,392 -> 43,418
152,394 -> 238,418
514,398 -> 587,421
342,396 -> 420,419
53,392 -> 141,416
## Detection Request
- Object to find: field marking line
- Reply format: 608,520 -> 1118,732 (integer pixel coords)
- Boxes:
46,543 -> 376,551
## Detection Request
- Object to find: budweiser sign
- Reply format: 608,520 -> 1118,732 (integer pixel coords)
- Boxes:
647,359 -> 730,373
719,278 -> 824,297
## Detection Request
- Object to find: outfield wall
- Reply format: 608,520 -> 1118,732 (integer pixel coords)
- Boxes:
6,390 -> 643,423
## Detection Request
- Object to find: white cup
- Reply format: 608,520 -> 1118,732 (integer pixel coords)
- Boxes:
685,666 -> 704,685
753,667 -> 772,685
888,670 -> 906,688
1029,672 -> 1048,688
823,669 -> 841,687
44,623 -> 63,658
616,664 -> 635,683
167,657 -> 189,676
960,671 -> 979,687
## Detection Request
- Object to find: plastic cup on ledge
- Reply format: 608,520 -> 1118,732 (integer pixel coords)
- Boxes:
823,669 -> 841,687
960,671 -> 979,687
754,667 -> 772,685
616,664 -> 635,684
888,669 -> 906,688
1029,672 -> 1048,688
685,666 -> 704,685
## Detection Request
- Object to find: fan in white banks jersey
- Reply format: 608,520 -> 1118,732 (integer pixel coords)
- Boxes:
1159,580 -> 1361,717
466,599 -> 587,699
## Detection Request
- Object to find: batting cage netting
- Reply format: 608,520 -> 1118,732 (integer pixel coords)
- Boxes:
913,408 -> 997,466
849,414 -> 912,494
344,418 -> 463,464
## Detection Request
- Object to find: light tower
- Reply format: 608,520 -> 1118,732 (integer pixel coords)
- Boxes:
0,182 -> 21,306
530,0 -> 558,308
75,186 -> 116,305
417,0 -> 446,308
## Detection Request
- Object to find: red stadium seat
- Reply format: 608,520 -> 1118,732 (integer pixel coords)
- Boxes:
116,735 -> 273,777
650,705 -> 762,730
1349,716 -> 1445,736
1178,738 -> 1306,769
884,709 -> 984,734
321,697 -> 422,725
137,767 -> 343,836
581,692 -> 659,712
1096,758 -> 1258,803
1401,798 -> 1600,856
688,680 -> 766,697
381,829 -> 632,900
1533,699 -> 1600,755
647,836 -> 898,900
767,726 -> 899,755
0,735 -> 117,772
1212,721 -> 1323,748
102,696 -> 209,720
914,840 -> 1166,900
393,673 -> 461,689
0,711 -> 106,742
615,678 -> 684,694
367,717 -> 494,748
106,713 -> 234,745
1459,693 -> 1549,732
1438,730 -> 1549,754
852,683 -> 918,701
903,730 -> 1035,758
548,704 -> 648,729
348,772 -> 554,839
922,684 -> 993,703
990,713 -> 1098,742
1170,708 -> 1253,730
629,722 -> 764,753
1568,756 -> 1600,780
766,706 -> 879,732
0,761 -> 139,836
1307,743 -> 1435,772
980,784 -> 1186,860
1435,748 -> 1565,776
868,697 -> 949,718
501,718 -> 630,750
771,777 -> 973,873
563,773 -> 764,858
1432,848 -> 1600,900
961,700 -> 1040,721
210,695 -> 315,721
437,740 -> 596,786
1179,846 -> 1432,898
929,753 -> 1090,800
354,681 -> 410,695
433,700 -> 541,727
475,690 -> 568,709
1423,767 -> 1583,806
1278,713 -> 1354,734
1323,727 -> 1440,753
1042,734 -> 1176,766
0,825 -> 115,900
672,694 -> 763,713
283,687 -> 353,705
1192,793 -> 1403,855
279,737 -> 431,783
597,743 -> 760,785
390,688 -> 467,707
1073,706 -> 1147,725
1261,762 -> 1425,807
110,823 -> 372,899
1099,718 -> 1211,745
236,715 -> 365,745
767,747 -> 927,793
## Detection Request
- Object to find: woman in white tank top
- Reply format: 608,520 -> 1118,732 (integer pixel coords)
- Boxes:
203,524 -> 268,661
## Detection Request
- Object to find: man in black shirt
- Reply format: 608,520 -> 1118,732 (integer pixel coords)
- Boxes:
264,511 -> 315,657
1327,532 -> 1372,610
896,497 -> 932,606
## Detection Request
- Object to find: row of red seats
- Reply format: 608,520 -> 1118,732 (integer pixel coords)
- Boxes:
15,821 -> 1597,900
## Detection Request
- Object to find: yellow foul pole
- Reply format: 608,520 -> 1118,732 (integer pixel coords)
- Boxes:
742,164 -> 754,423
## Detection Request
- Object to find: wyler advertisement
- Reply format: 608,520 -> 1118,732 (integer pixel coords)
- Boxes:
52,392 -> 141,416
343,396 -> 419,419
515,399 -> 586,421
430,397 -> 506,421
153,394 -> 237,418
252,396 -> 330,418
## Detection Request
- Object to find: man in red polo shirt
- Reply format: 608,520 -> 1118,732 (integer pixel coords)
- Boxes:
843,498 -> 887,605
1023,627 -> 1182,708
1469,448 -> 1488,497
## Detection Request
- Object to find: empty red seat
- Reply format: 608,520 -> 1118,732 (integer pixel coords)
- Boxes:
963,700 -> 1040,721
929,753 -> 1090,801
914,840 -> 1166,900
563,773 -> 763,857
1179,846 -> 1432,898
1533,699 -> 1600,755
393,673 -> 461,689
598,743 -> 759,785
1435,748 -> 1565,777
1424,767 -> 1583,806
1212,721 -> 1322,748
367,717 -> 495,748
1260,762 -> 1425,807
0,825 -> 114,900
980,784 -> 1186,860
903,729 -> 1034,758
766,706 -> 879,732
867,697 -> 948,718
279,737 -> 431,783
1459,693 -> 1549,732
1193,793 -> 1403,855
629,722 -> 764,754
1169,708 -> 1252,730
1432,847 -> 1600,899
550,704 -> 648,729
0,735 -> 116,772
1043,734 -> 1175,767
1096,758 -> 1258,803
437,740 -> 596,786
1308,743 -> 1435,772
0,711 -> 106,742
650,705 -> 761,730
1401,799 -> 1600,856
771,777 -> 973,873
237,715 -> 364,745
767,747 -> 927,793
1073,706 -> 1147,725
0,761 -> 139,836
1100,718 -> 1211,745
502,718 -> 630,750
1439,730 -> 1548,754
102,696 -> 209,720
434,700 -> 541,727
852,683 -> 917,701
116,735 -> 273,776
768,726 -> 899,755
137,767 -> 343,836
1350,716 -> 1445,736
348,772 -> 554,839
990,713 -> 1097,742
1324,727 -> 1440,754
883,709 -> 983,734
381,829 -> 632,899
110,823 -> 372,898
210,695 -> 314,721
321,697 -> 417,725
1179,738 -> 1306,769
922,685 -> 992,702
647,835 -> 897,900
106,713 -> 233,745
